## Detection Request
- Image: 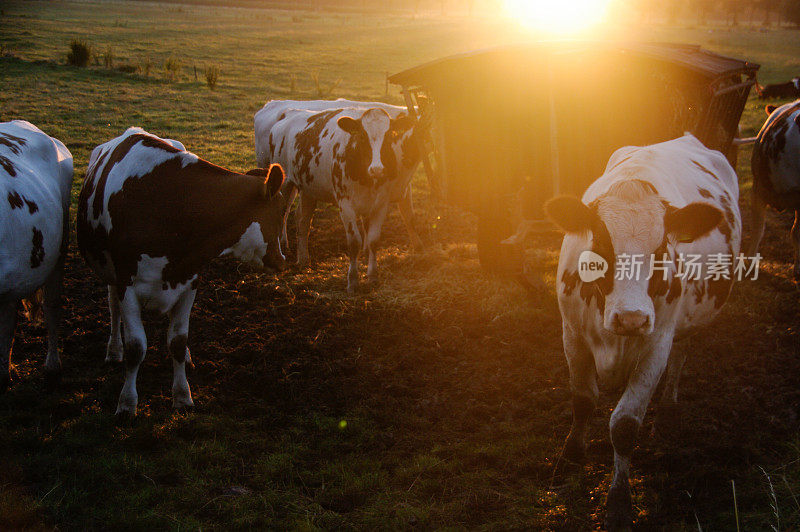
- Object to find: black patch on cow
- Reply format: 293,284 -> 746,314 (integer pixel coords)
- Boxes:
0,132 -> 27,154
717,195 -> 735,243
610,415 -> 639,457
691,160 -> 718,180
6,191 -> 38,213
697,187 -> 713,199
400,130 -> 421,169
7,191 -> 23,209
77,133 -> 281,296
169,334 -> 188,363
30,227 -> 45,268
0,155 -> 16,177
24,198 -> 38,214
559,209 -> 614,313
124,339 -> 145,371
666,276 -> 682,304
560,269 -> 580,296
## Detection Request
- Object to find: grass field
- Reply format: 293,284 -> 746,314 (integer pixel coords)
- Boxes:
3,1 -> 800,529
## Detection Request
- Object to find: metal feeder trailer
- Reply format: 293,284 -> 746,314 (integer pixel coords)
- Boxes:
389,42 -> 759,272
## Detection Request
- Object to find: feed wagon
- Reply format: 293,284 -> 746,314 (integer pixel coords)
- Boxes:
389,42 -> 759,272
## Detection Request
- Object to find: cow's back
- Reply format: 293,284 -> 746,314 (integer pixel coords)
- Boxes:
267,108 -> 351,202
255,100 -> 406,167
0,121 -> 73,299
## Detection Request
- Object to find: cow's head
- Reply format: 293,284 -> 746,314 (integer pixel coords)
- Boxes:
546,179 -> 722,336
246,164 -> 287,271
337,108 -> 415,186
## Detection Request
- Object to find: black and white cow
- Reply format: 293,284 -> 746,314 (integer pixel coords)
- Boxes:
254,99 -> 424,262
77,128 -> 286,418
259,105 -> 422,293
749,100 -> 800,278
0,121 -> 73,393
545,134 -> 741,530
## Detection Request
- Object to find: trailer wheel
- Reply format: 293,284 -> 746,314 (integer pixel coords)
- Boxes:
477,212 -> 524,274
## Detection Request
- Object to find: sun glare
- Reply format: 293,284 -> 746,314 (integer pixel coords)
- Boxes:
505,0 -> 612,35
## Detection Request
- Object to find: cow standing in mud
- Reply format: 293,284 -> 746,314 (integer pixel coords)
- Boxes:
0,120 -> 73,392
749,100 -> 800,278
77,128 -> 286,418
261,105 -> 421,293
545,134 -> 741,530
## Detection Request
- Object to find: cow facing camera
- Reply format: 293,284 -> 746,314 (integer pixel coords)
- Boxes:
578,250 -> 608,282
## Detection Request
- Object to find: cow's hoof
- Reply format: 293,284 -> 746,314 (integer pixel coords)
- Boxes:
43,369 -> 62,393
605,484 -> 633,532
173,403 -> 194,414
563,435 -> 586,464
114,410 -> 136,426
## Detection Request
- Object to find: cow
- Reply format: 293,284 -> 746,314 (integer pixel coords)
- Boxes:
756,77 -> 800,100
545,133 -> 741,530
749,100 -> 800,279
0,121 -> 73,393
77,127 -> 286,418
254,99 -> 424,257
260,105 -> 422,293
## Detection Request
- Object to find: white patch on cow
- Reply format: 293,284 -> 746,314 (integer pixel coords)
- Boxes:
86,128 -> 198,233
129,254 -> 196,314
360,108 -> 391,180
221,221 -> 266,266
0,121 -> 72,300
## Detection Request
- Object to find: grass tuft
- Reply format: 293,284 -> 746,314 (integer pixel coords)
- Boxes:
204,64 -> 219,90
66,39 -> 91,67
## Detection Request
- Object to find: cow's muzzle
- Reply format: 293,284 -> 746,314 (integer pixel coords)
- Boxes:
609,311 -> 652,336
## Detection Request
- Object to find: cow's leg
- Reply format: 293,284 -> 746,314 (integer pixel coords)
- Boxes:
605,342 -> 671,531
41,261 -> 64,388
791,210 -> 800,280
116,290 -> 147,418
365,203 -> 390,284
397,190 -> 423,251
747,192 -> 767,258
563,328 -> 598,463
338,203 -> 362,293
654,340 -> 689,438
0,301 -> 18,394
105,285 -> 124,364
281,183 -> 298,252
296,192 -> 316,267
167,288 -> 197,410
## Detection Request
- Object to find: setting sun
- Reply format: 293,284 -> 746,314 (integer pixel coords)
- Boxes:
505,0 -> 613,34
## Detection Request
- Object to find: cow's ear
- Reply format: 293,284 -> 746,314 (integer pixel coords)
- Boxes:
544,196 -> 595,234
664,202 -> 722,243
337,116 -> 361,135
262,164 -> 285,198
766,105 -> 778,115
391,114 -> 415,133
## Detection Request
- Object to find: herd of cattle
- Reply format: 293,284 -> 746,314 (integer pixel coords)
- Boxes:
2,96 -> 800,529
